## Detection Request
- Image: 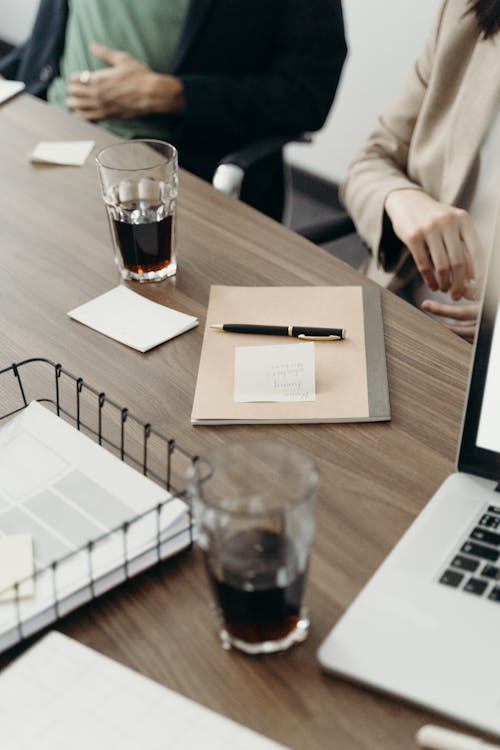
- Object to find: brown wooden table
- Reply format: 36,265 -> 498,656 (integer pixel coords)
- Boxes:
0,94 -> 472,749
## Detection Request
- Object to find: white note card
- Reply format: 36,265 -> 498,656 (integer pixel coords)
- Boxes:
234,343 -> 316,402
29,140 -> 95,166
0,534 -> 34,601
0,80 -> 25,105
68,285 -> 198,351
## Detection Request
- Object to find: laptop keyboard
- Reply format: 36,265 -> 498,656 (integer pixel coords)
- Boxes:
439,504 -> 500,601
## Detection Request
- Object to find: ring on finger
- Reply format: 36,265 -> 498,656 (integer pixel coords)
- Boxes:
79,70 -> 91,85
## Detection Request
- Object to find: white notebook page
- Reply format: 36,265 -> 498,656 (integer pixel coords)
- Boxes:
0,631 -> 290,750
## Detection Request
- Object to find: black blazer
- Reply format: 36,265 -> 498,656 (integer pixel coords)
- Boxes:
1,0 -> 347,218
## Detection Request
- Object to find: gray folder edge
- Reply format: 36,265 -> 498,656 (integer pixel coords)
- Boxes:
363,286 -> 391,420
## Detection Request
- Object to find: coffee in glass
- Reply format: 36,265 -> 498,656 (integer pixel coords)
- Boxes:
96,140 -> 178,283
188,441 -> 318,655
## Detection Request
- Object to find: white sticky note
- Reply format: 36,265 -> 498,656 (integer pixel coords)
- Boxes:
0,535 -> 34,601
234,343 -> 316,402
0,80 -> 25,105
68,285 -> 198,351
29,140 -> 95,166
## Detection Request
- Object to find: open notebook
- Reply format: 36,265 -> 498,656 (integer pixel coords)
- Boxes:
191,285 -> 390,424
0,631 -> 290,749
0,402 -> 190,653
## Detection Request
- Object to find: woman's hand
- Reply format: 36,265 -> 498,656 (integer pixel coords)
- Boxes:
385,189 -> 483,300
421,299 -> 479,342
66,43 -> 184,120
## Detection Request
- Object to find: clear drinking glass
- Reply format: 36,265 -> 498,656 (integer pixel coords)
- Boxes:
96,140 -> 178,283
188,441 -> 318,655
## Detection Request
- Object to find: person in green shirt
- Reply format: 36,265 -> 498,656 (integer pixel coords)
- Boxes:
48,0 -> 189,142
0,0 -> 347,220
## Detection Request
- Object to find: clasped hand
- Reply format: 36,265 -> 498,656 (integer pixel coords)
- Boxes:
67,43 -> 154,119
67,43 -> 183,120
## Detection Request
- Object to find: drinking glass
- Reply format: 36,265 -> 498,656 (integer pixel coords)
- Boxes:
188,441 -> 318,655
96,140 -> 178,282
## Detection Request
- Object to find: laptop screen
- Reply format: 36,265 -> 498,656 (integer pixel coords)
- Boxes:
459,208 -> 500,481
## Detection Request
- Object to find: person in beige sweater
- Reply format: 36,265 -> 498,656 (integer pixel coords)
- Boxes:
341,0 -> 500,340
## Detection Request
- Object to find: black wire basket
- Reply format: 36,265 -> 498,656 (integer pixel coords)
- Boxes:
0,358 -> 196,652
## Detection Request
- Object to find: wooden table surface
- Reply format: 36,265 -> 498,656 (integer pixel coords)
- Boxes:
0,95 -> 472,749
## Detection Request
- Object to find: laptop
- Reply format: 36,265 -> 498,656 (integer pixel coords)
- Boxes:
318,209 -> 500,736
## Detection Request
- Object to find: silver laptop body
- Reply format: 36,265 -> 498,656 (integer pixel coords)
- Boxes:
318,212 -> 500,736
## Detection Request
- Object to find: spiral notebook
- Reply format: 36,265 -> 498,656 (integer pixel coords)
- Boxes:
191,285 -> 390,424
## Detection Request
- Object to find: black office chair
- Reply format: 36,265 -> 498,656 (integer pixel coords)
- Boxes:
212,132 -> 312,221
292,183 -> 376,277
297,213 -> 355,244
212,136 -> 368,273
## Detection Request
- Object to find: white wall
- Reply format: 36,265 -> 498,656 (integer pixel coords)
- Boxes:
286,0 -> 440,183
2,0 -> 440,183
1,0 -> 38,44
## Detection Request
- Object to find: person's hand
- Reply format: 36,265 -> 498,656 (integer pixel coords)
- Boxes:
421,299 -> 479,342
385,189 -> 483,300
66,43 -> 184,120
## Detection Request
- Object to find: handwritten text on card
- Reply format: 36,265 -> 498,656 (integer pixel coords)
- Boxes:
234,343 -> 316,402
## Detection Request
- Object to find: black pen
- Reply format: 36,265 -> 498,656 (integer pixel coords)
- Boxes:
210,324 -> 346,341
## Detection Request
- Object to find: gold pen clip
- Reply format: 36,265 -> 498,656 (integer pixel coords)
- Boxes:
297,334 -> 343,341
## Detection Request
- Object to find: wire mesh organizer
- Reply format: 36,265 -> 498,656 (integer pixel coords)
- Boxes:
0,358 -> 197,653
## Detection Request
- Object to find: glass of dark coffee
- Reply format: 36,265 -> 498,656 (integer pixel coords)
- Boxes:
96,140 -> 178,282
188,441 -> 318,655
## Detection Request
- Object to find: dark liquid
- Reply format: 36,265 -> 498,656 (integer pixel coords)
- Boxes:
206,529 -> 306,644
112,214 -> 173,274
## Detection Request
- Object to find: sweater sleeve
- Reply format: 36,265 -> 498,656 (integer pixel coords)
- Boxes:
178,0 -> 347,143
0,42 -> 27,80
340,0 -> 449,271
0,0 -> 68,97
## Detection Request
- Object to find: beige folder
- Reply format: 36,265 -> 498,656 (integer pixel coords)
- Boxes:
191,286 -> 390,424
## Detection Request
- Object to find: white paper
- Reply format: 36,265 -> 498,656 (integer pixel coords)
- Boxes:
0,80 -> 25,105
0,402 -> 190,652
234,343 -> 316,402
0,535 -> 34,601
0,632 -> 290,750
29,140 -> 95,166
68,285 -> 198,352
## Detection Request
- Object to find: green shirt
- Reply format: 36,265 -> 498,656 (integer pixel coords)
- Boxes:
48,0 -> 189,140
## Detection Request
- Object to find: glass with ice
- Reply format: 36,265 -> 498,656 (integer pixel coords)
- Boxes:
96,140 -> 178,282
